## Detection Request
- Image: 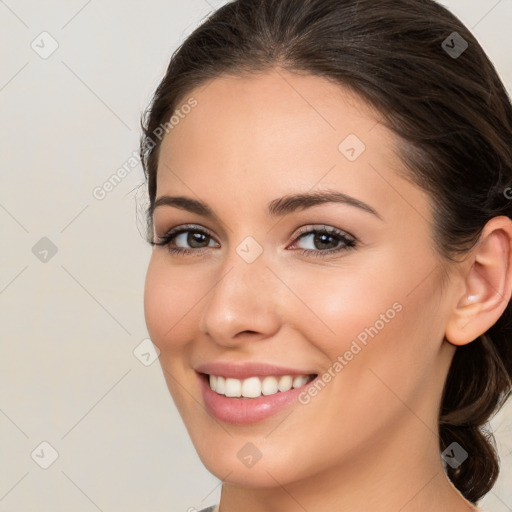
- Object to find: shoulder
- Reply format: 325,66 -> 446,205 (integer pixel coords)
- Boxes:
197,506 -> 219,512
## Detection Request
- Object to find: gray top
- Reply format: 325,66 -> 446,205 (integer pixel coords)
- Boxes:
198,503 -> 487,511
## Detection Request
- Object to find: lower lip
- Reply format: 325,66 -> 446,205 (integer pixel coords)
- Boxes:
198,373 -> 316,424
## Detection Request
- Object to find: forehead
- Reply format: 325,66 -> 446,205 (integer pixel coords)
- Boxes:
155,70 -> 432,226
160,70 -> 382,162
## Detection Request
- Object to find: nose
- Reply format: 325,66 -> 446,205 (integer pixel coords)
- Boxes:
198,246 -> 281,347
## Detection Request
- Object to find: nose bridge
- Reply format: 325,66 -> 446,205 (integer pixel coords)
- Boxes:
199,240 -> 280,342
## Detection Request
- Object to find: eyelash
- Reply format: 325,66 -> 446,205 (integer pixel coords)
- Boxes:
151,224 -> 357,258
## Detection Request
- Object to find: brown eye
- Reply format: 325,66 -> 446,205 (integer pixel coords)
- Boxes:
152,225 -> 219,255
290,226 -> 356,257
184,231 -> 211,248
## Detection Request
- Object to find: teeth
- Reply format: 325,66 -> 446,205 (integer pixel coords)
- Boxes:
261,376 -> 278,395
277,375 -> 293,392
216,376 -> 225,394
225,377 -> 242,397
207,374 -> 314,398
292,375 -> 310,388
209,374 -> 216,392
241,377 -> 261,398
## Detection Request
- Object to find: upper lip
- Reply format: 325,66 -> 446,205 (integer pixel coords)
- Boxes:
195,362 -> 317,379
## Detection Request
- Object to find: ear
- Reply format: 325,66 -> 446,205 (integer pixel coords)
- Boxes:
445,216 -> 512,346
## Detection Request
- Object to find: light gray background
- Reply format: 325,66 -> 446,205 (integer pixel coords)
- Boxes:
0,1 -> 511,511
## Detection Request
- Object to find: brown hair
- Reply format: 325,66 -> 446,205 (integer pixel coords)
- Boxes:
140,0 -> 512,503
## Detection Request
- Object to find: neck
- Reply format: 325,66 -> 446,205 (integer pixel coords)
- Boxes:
218,414 -> 480,512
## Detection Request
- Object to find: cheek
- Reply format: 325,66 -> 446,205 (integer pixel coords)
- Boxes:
284,251 -> 441,383
143,255 -> 199,355
144,256 -> 201,412
275,263 -> 443,458
280,261 -> 400,357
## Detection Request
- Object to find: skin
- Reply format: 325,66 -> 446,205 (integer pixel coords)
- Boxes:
144,69 -> 512,512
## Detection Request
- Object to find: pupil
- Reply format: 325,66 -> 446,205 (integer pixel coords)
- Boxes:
189,232 -> 207,248
315,233 -> 337,250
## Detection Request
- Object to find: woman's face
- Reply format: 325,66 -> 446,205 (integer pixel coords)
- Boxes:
144,70 -> 458,488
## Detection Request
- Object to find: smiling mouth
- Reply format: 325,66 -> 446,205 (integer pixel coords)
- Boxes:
200,372 -> 317,399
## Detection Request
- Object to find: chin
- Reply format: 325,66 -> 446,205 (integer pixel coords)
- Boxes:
187,429 -> 313,489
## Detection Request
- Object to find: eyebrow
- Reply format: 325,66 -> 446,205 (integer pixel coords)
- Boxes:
151,190 -> 383,221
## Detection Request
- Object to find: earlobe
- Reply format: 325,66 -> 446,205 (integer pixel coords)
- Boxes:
444,216 -> 512,347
